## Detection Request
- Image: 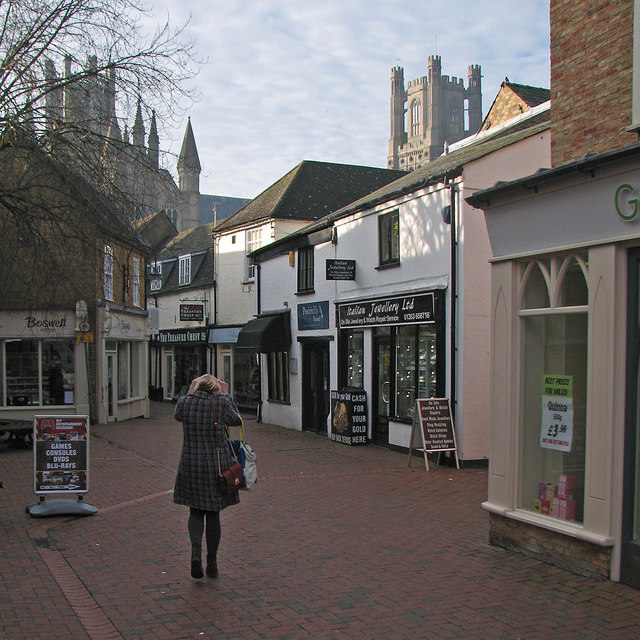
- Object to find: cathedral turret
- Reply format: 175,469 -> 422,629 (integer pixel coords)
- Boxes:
388,66 -> 407,168
177,117 -> 201,230
132,99 -> 145,149
148,110 -> 159,169
466,65 -> 483,134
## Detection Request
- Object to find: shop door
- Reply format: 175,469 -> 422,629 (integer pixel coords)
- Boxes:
302,342 -> 329,434
106,353 -> 116,422
623,247 -> 640,587
372,333 -> 391,445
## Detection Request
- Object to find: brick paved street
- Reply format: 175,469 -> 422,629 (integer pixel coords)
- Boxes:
1,402 -> 640,639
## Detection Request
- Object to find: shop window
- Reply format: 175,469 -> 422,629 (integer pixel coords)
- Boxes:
3,339 -> 74,406
129,343 -> 139,398
297,246 -> 314,293
395,325 -> 438,419
345,331 -> 364,388
519,253 -> 588,524
104,245 -> 114,301
378,210 -> 400,268
178,255 -> 191,285
43,340 -> 75,405
267,351 -> 289,402
116,341 -> 142,401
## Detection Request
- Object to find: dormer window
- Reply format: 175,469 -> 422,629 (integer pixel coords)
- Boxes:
179,254 -> 191,285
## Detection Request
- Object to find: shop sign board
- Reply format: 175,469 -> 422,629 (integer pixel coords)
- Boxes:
180,304 -> 204,322
408,398 -> 459,471
151,328 -> 208,344
337,292 -> 434,328
330,389 -> 367,445
540,374 -> 574,452
326,259 -> 356,280
33,415 -> 89,494
298,301 -> 330,331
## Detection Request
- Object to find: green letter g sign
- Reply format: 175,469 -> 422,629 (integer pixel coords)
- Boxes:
616,184 -> 639,221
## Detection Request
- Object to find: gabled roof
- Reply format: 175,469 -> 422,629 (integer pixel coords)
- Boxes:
160,222 -> 213,259
135,211 -> 178,253
150,222 -> 215,294
480,80 -> 550,132
251,120 -> 550,262
214,160 -> 407,233
200,194 -> 251,225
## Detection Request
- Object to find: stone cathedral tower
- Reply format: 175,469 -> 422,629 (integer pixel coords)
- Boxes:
44,56 -> 202,232
388,56 -> 482,171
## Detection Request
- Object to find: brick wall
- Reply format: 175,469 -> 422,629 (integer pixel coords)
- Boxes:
551,0 -> 636,166
489,514 -> 612,580
482,87 -> 530,131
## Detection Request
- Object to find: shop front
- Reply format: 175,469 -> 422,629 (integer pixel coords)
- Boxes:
335,290 -> 445,448
150,327 -> 209,401
467,143 -> 640,584
0,307 -> 87,419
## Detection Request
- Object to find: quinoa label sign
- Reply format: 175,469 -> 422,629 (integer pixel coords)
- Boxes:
34,415 -> 89,494
540,374 -> 574,452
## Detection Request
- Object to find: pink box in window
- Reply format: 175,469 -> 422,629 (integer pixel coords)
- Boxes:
552,497 -> 576,521
558,474 -> 575,498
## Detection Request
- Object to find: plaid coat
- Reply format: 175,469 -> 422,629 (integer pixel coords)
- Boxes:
173,390 -> 243,511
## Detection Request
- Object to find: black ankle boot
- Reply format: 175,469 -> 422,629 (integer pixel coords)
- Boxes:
206,555 -> 218,578
191,545 -> 203,579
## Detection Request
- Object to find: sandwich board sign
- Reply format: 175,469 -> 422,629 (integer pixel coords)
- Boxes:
28,415 -> 96,517
408,398 -> 459,471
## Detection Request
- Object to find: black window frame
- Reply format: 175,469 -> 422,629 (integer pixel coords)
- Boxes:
378,209 -> 400,268
297,246 -> 314,294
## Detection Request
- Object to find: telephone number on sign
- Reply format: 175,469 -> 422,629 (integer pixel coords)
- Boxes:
403,312 -> 431,321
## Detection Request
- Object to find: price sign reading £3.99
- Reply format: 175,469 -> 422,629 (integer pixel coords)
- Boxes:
540,374 -> 574,453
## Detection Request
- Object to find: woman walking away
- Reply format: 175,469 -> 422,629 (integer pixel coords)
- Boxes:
173,374 -> 242,578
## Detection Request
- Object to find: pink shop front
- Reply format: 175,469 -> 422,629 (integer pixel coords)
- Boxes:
467,143 -> 640,586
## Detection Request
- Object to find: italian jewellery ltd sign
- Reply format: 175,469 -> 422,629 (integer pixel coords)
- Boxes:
337,292 -> 435,328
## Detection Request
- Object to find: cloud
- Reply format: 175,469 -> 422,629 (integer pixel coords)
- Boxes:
150,0 -> 550,198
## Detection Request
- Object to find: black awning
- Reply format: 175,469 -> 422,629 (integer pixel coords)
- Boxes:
236,310 -> 291,352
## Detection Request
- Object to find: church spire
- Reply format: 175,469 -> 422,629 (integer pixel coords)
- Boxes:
148,110 -> 159,169
178,117 -> 201,172
132,98 -> 145,149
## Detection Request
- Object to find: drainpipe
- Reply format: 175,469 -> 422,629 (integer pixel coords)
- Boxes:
449,181 -> 458,459
256,261 -> 263,423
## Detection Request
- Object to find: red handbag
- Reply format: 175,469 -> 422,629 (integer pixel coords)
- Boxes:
211,395 -> 244,496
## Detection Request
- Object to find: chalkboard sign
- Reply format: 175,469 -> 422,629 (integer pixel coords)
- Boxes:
408,398 -> 459,470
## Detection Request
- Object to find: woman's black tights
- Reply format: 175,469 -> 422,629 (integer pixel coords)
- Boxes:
188,508 -> 221,556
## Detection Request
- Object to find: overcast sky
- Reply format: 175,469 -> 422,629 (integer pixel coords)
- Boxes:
148,0 -> 550,199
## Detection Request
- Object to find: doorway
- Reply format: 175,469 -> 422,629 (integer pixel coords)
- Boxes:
106,353 -> 116,422
372,328 -> 391,445
301,340 -> 330,434
623,247 -> 640,587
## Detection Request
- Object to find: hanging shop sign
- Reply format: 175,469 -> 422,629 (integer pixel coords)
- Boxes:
408,398 -> 459,471
298,301 -> 330,331
180,303 -> 204,322
330,389 -> 367,445
337,292 -> 435,328
540,374 -> 574,452
326,259 -> 356,281
34,415 -> 89,494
